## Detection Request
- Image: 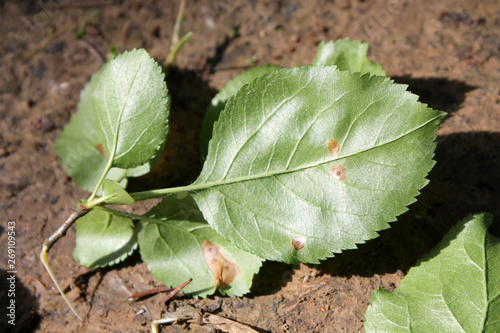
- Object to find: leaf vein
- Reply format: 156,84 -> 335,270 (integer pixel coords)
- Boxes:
193,114 -> 442,190
284,89 -> 350,169
220,83 -> 307,179
341,94 -> 389,149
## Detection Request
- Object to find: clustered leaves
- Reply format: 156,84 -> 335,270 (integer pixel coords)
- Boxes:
57,38 -> 443,294
55,38 -> 498,328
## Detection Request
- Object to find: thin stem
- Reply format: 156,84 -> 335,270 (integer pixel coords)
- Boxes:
88,156 -> 113,202
41,248 -> 83,320
127,286 -> 173,302
128,161 -> 319,201
171,0 -> 186,50
163,0 -> 192,71
129,184 -> 196,201
40,204 -> 90,320
160,278 -> 193,304
164,32 -> 193,71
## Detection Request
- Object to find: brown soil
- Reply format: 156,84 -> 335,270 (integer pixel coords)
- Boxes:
1,0 -> 499,332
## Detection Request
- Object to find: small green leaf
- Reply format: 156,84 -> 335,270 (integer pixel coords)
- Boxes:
74,208 -> 137,267
192,65 -> 444,263
91,49 -> 170,169
313,38 -> 386,77
101,179 -> 134,205
364,213 -> 499,333
54,63 -> 154,193
137,193 -> 263,297
200,64 -> 280,160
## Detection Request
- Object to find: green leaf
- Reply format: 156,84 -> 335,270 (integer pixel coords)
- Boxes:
137,193 -> 263,297
54,63 -> 153,193
101,179 -> 134,205
74,208 -> 137,267
91,48 -> 170,169
313,38 -> 386,77
200,64 -> 281,160
191,65 -> 444,263
364,213 -> 499,333
55,65 -> 109,192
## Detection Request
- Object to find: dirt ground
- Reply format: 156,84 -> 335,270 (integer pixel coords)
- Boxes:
0,0 -> 499,332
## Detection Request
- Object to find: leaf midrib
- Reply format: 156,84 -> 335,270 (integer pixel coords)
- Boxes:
108,53 -> 146,164
131,113 -> 441,201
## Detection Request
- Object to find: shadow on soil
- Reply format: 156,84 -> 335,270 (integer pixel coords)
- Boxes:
309,77 -> 500,280
394,76 -> 477,113
316,130 -> 500,280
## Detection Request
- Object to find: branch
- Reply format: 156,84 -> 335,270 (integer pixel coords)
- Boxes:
42,203 -> 90,251
40,203 -> 91,320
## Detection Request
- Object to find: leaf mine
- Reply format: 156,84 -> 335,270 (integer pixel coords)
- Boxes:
292,236 -> 306,251
202,240 -> 241,287
327,139 -> 340,158
329,163 -> 347,181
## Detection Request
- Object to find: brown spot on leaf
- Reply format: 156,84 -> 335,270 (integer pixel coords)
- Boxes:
329,163 -> 346,181
292,236 -> 306,251
94,143 -> 106,158
327,139 -> 340,158
202,240 -> 240,287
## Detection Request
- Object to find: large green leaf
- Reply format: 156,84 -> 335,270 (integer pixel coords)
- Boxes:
191,65 -> 444,263
54,60 -> 156,193
364,213 -> 499,333
91,49 -> 170,169
74,208 -> 137,267
200,64 -> 281,160
137,193 -> 263,297
313,38 -> 386,77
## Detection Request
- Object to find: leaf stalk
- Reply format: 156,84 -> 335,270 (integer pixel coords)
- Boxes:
163,0 -> 192,72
